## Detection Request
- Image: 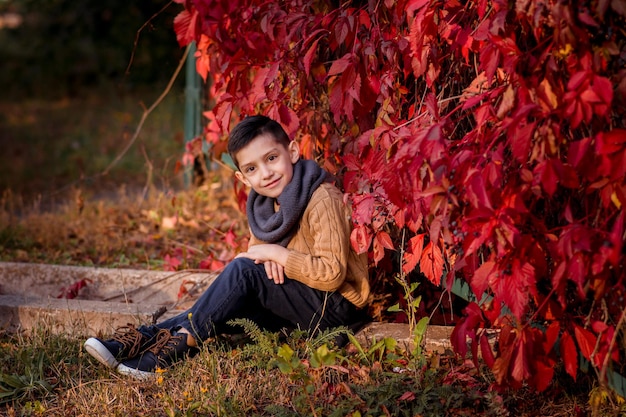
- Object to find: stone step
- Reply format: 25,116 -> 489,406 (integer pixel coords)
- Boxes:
0,262 -> 456,352
0,294 -> 166,336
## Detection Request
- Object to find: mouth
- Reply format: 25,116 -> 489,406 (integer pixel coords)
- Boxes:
264,178 -> 281,189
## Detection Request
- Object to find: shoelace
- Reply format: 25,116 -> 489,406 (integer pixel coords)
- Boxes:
147,329 -> 184,357
112,324 -> 145,358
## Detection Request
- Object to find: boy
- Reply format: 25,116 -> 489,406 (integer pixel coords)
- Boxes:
84,115 -> 371,379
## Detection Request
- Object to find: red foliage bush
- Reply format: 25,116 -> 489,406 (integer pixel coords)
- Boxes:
173,0 -> 626,392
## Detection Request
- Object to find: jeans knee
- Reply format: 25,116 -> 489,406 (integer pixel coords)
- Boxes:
226,257 -> 258,276
221,257 -> 266,285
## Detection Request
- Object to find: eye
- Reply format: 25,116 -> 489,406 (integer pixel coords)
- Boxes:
268,154 -> 277,162
245,166 -> 255,173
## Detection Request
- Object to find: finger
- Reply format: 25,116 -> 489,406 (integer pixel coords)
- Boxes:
274,264 -> 285,284
273,264 -> 281,284
264,262 -> 274,280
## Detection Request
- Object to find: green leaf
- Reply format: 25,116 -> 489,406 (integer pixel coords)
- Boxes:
387,303 -> 402,312
277,344 -> 294,362
415,317 -> 429,336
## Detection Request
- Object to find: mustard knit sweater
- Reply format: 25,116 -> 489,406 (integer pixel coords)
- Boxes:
248,183 -> 371,309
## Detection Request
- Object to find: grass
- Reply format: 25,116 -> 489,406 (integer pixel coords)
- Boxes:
0,92 -> 625,416
2,319 -> 618,417
0,175 -> 245,269
0,316 -> 600,416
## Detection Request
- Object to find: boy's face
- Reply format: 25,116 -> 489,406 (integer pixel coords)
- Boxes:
234,133 -> 300,199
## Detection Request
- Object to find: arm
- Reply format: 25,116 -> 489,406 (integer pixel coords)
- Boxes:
282,186 -> 352,292
236,243 -> 289,284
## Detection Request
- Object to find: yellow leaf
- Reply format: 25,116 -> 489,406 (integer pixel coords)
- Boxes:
611,191 -> 622,209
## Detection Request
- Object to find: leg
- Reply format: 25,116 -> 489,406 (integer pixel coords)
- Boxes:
176,257 -> 365,342
116,258 -> 369,379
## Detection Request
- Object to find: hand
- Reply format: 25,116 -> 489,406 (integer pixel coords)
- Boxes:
236,244 -> 290,285
262,260 -> 285,284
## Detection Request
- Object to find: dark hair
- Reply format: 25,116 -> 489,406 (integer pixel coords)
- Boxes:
227,115 -> 291,168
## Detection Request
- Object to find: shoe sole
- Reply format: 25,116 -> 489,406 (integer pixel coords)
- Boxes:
84,338 -> 120,368
117,363 -> 156,380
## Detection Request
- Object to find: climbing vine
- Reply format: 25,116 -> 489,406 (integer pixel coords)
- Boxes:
173,0 -> 626,393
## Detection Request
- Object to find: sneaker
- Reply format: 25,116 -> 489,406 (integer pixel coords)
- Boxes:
84,324 -> 152,368
117,329 -> 197,380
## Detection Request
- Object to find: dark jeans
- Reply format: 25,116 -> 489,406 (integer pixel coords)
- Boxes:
138,258 -> 369,346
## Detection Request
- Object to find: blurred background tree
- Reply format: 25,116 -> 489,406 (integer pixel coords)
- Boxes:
0,0 -> 183,98
0,0 -> 187,200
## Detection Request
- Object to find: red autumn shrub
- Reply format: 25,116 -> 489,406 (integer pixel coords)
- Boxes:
173,0 -> 626,392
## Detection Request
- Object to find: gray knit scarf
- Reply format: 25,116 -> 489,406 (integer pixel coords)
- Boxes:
247,159 -> 328,247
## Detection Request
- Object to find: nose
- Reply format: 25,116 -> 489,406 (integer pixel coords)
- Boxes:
259,163 -> 273,179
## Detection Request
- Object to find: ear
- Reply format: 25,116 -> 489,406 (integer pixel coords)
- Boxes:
288,141 -> 300,164
234,171 -> 250,187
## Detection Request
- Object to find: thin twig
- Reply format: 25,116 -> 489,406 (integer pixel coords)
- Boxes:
102,268 -> 212,301
599,305 -> 626,387
139,143 -> 154,204
165,237 -> 205,254
103,44 -> 191,176
125,1 -> 175,76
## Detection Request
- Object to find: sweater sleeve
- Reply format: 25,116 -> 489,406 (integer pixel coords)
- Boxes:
283,185 -> 352,292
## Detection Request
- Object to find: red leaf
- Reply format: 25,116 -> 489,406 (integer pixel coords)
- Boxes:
574,325 -> 597,361
224,226 -> 238,249
213,97 -> 234,131
57,279 -> 92,299
350,224 -> 372,254
545,321 -> 560,353
402,233 -> 425,274
194,34 -> 211,82
164,254 -> 182,272
531,358 -> 555,392
609,210 -> 624,266
199,256 -> 225,272
303,37 -> 322,77
398,391 -> 416,401
373,231 -> 393,264
495,259 -> 535,320
567,253 -> 587,298
479,333 -> 495,368
568,137 -> 593,168
596,129 -> 626,155
376,231 -> 395,250
567,71 -> 588,91
328,53 -> 352,76
534,159 -> 557,197
592,75 -> 613,110
479,42 -> 500,82
509,121 -> 535,163
173,8 -> 199,47
465,169 -> 493,209
275,104 -> 300,137
450,303 -> 484,358
561,331 -> 578,380
470,260 -> 496,300
511,331 -> 531,383
177,279 -> 195,299
351,194 -> 375,224
420,241 -> 443,286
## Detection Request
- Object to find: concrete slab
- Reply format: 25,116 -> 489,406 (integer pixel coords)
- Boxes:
0,294 -> 163,336
356,322 -> 455,353
0,262 -> 457,354
0,262 -> 217,305
0,262 -> 217,336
